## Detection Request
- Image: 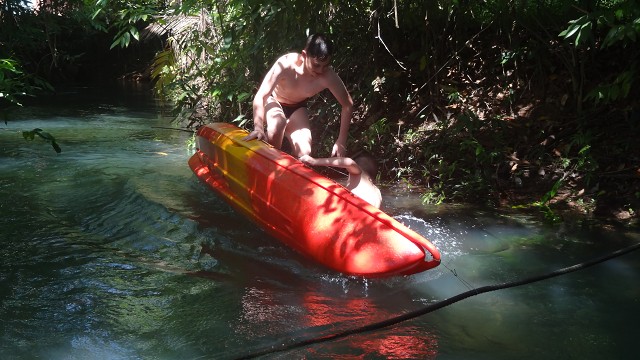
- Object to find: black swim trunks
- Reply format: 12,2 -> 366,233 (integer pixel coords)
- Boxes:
280,100 -> 307,118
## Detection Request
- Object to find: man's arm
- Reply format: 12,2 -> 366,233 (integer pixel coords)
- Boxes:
244,58 -> 285,141
325,70 -> 353,157
299,155 -> 361,175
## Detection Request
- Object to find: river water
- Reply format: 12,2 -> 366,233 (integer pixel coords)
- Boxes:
1,85 -> 638,359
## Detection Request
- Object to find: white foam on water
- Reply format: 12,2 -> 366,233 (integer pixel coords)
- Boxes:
394,213 -> 466,259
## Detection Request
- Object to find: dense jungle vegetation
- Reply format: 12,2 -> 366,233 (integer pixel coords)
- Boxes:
2,0 -> 638,224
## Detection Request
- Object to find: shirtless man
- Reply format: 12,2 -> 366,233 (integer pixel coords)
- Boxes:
244,33 -> 354,158
299,152 -> 382,209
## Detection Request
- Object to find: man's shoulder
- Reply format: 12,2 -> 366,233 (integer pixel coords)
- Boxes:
275,53 -> 301,66
322,66 -> 343,83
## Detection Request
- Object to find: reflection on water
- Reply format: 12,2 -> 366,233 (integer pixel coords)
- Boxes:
1,86 -> 639,359
299,293 -> 439,359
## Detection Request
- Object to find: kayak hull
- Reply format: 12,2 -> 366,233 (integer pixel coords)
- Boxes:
189,123 -> 440,277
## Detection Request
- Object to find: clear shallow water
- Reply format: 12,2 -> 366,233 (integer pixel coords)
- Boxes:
1,85 -> 639,359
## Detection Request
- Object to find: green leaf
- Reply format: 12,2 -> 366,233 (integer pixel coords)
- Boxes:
602,26 -> 621,48
578,145 -> 591,155
559,24 -> 580,38
540,179 -> 563,205
22,128 -> 62,153
91,8 -> 102,20
237,92 -> 251,102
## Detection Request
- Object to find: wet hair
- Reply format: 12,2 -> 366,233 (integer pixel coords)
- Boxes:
353,151 -> 378,179
304,33 -> 334,61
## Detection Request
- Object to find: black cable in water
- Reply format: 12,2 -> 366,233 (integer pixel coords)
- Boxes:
151,126 -> 195,133
234,241 -> 640,360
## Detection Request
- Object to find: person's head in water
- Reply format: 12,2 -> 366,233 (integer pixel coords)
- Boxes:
353,151 -> 378,180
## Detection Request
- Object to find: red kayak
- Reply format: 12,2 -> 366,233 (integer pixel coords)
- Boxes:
189,123 -> 441,277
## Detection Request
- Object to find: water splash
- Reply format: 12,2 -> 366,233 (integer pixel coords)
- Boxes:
395,214 -> 466,258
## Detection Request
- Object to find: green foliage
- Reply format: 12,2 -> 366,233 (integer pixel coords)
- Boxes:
361,118 -> 391,151
420,156 -> 453,205
585,68 -> 635,105
513,179 -> 564,224
559,14 -> 594,47
599,0 -> 640,49
1,0 -> 116,84
0,58 -> 52,124
23,128 -> 62,153
0,59 -> 27,108
105,0 -> 375,123
559,0 -> 640,107
90,0 -> 159,48
150,47 -> 177,97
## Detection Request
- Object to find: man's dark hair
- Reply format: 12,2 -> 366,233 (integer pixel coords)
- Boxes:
304,33 -> 333,61
353,151 -> 378,179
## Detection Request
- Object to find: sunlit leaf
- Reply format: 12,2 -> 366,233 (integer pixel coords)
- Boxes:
130,26 -> 139,41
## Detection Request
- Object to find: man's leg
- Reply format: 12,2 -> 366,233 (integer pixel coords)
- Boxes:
264,100 -> 286,149
285,107 -> 312,157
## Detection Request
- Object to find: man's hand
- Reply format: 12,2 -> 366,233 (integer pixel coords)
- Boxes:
243,129 -> 267,142
331,141 -> 347,157
299,154 -> 316,166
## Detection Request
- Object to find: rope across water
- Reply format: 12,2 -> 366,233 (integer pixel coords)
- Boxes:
234,241 -> 640,359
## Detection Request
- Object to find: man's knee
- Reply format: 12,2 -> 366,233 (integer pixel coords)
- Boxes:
290,129 -> 312,157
